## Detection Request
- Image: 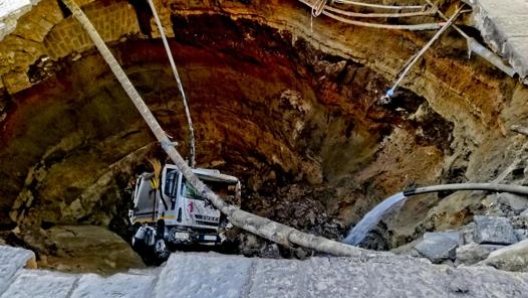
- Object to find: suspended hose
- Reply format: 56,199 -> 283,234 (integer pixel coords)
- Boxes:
325,5 -> 435,18
147,0 -> 196,168
404,183 -> 528,197
333,0 -> 427,10
383,6 -> 463,100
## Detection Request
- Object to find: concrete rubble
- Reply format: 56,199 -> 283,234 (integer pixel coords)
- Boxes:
2,245 -> 528,297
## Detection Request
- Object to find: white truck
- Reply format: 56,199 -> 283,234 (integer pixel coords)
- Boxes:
129,164 -> 240,262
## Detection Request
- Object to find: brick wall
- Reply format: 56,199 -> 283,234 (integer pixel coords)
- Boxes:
43,1 -> 140,59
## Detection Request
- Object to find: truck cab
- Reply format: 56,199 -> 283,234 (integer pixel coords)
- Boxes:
129,164 -> 240,261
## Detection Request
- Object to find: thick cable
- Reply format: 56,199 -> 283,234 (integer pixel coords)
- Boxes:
333,0 -> 427,10
325,5 -> 435,18
321,10 -> 443,30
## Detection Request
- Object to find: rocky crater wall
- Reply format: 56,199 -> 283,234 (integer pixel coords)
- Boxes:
0,0 -> 527,270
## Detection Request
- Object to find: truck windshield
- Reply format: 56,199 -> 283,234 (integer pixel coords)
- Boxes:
181,179 -> 234,201
182,181 -> 203,200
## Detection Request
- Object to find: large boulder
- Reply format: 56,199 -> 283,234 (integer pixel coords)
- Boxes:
455,243 -> 504,265
481,239 -> 528,272
41,225 -> 144,274
473,216 -> 517,245
414,232 -> 459,263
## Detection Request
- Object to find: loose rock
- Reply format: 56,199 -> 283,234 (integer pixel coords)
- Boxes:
473,216 -> 517,245
460,222 -> 475,244
481,239 -> 528,272
497,193 -> 528,215
515,229 -> 528,241
414,233 -> 459,263
455,242 -> 504,265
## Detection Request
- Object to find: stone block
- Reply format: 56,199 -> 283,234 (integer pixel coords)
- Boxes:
0,269 -> 77,298
70,273 -> 156,298
414,233 -> 459,263
0,246 -> 35,294
455,242 -> 504,265
473,216 -> 517,245
154,253 -> 253,298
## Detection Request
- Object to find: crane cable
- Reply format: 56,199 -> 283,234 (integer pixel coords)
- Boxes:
147,0 -> 196,168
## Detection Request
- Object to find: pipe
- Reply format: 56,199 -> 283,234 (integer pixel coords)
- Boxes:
468,38 -> 516,77
424,0 -> 516,78
403,183 -> 528,197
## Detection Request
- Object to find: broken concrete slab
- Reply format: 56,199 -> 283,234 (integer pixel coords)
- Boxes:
467,0 -> 528,82
473,216 -> 517,245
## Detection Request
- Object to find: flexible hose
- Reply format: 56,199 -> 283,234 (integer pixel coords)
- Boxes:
404,183 -> 528,197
